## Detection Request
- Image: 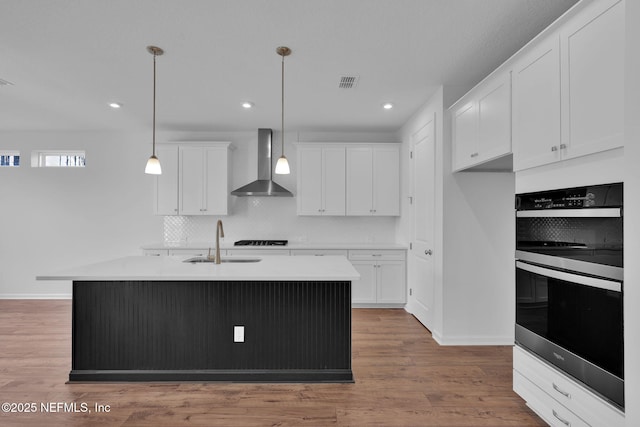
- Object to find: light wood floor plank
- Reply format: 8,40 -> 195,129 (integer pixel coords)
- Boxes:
0,301 -> 545,426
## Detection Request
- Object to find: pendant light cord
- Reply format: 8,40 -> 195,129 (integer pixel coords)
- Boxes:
152,51 -> 157,157
281,52 -> 285,156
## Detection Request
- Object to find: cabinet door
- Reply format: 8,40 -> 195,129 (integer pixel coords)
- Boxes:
297,147 -> 323,215
560,0 -> 624,160
179,147 -> 206,215
203,147 -> 228,215
376,261 -> 406,304
512,33 -> 561,171
350,261 -> 377,304
477,72 -> 511,162
372,146 -> 400,216
452,101 -> 478,171
346,147 -> 373,215
322,147 -> 346,215
154,146 -> 179,215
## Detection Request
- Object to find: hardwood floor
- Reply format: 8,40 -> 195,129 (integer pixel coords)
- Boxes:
0,300 -> 544,426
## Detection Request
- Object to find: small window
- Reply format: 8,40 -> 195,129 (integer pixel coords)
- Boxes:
32,150 -> 86,167
0,151 -> 20,167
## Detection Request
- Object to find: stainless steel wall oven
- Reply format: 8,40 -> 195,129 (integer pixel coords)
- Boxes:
515,182 -> 624,409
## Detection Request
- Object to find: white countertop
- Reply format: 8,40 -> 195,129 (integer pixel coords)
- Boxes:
37,255 -> 360,282
141,242 -> 408,251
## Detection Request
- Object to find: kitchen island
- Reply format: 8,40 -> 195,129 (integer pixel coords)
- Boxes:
38,255 -> 358,383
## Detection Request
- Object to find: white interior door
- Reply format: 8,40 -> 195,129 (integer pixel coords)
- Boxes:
408,115 -> 436,330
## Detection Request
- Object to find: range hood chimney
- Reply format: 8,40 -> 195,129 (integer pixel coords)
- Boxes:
231,129 -> 293,197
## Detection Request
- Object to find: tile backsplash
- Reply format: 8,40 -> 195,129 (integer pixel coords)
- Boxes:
163,197 -> 397,245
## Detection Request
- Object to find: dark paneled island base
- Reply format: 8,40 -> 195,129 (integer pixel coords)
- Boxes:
71,280 -> 352,382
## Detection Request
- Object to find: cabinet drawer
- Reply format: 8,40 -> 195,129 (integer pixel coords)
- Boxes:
168,248 -> 211,257
225,249 -> 290,256
348,250 -> 406,261
291,249 -> 348,257
513,370 -> 589,427
513,346 -> 624,427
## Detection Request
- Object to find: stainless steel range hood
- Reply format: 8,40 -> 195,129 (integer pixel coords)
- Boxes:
231,128 -> 293,197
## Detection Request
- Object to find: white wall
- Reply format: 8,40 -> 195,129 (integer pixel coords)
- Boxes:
0,129 -> 401,298
398,86 -> 516,345
439,99 -> 515,345
624,0 -> 639,423
0,131 -> 162,297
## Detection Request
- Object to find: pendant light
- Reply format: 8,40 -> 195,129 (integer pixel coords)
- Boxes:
145,46 -> 164,175
274,46 -> 291,175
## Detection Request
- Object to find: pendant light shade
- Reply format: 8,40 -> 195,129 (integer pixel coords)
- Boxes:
275,46 -> 291,175
145,45 -> 164,175
145,155 -> 161,174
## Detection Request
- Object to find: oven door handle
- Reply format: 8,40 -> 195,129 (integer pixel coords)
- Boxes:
516,261 -> 622,293
516,208 -> 621,218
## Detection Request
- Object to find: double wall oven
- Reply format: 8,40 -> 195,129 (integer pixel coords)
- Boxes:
515,182 -> 624,409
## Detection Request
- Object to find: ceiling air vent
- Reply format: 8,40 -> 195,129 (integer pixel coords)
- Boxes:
338,75 -> 359,89
0,78 -> 14,87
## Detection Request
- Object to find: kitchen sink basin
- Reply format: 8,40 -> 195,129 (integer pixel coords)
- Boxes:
184,257 -> 261,264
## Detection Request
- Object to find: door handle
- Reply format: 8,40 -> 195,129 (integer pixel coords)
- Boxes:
425,249 -> 433,256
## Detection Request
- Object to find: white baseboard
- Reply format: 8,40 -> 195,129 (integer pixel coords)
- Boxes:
433,332 -> 514,346
0,294 -> 72,299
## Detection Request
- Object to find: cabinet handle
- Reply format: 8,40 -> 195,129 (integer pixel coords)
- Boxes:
552,383 -> 571,399
560,144 -> 567,150
425,249 -> 433,255
470,152 -> 479,158
551,146 -> 558,152
552,410 -> 571,426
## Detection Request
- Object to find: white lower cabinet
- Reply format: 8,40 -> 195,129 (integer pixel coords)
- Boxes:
513,346 -> 624,427
141,245 -> 407,306
348,250 -> 406,306
290,249 -> 349,257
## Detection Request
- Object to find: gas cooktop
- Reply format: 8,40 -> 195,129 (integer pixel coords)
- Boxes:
234,240 -> 288,246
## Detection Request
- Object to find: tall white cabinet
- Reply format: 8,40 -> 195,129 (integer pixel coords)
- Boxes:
512,33 -> 562,171
153,142 -> 231,216
296,143 -> 400,217
296,145 -> 346,216
346,145 -> 400,216
560,0 -> 624,160
513,0 -> 624,171
154,146 -> 180,215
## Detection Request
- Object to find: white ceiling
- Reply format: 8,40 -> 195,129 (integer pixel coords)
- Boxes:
0,0 -> 578,133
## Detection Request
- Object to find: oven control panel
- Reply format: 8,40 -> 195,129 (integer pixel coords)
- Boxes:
516,183 -> 622,210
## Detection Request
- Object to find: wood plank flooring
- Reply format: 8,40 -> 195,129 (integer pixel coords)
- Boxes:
0,300 -> 545,426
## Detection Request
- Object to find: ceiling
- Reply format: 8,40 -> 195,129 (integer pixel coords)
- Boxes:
0,0 -> 578,133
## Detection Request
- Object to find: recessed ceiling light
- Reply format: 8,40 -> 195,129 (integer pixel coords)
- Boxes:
242,102 -> 254,109
109,102 -> 122,109
382,102 -> 394,110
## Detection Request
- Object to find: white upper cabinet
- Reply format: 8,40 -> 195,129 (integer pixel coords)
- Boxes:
452,71 -> 512,172
512,32 -> 562,171
179,145 -> 229,216
513,0 -> 624,171
154,143 -> 230,216
452,101 -> 478,171
154,146 -> 179,215
560,0 -> 624,160
346,145 -> 400,216
297,145 -> 346,216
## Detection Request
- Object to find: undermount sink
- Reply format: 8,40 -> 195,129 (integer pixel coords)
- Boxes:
184,257 -> 262,264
